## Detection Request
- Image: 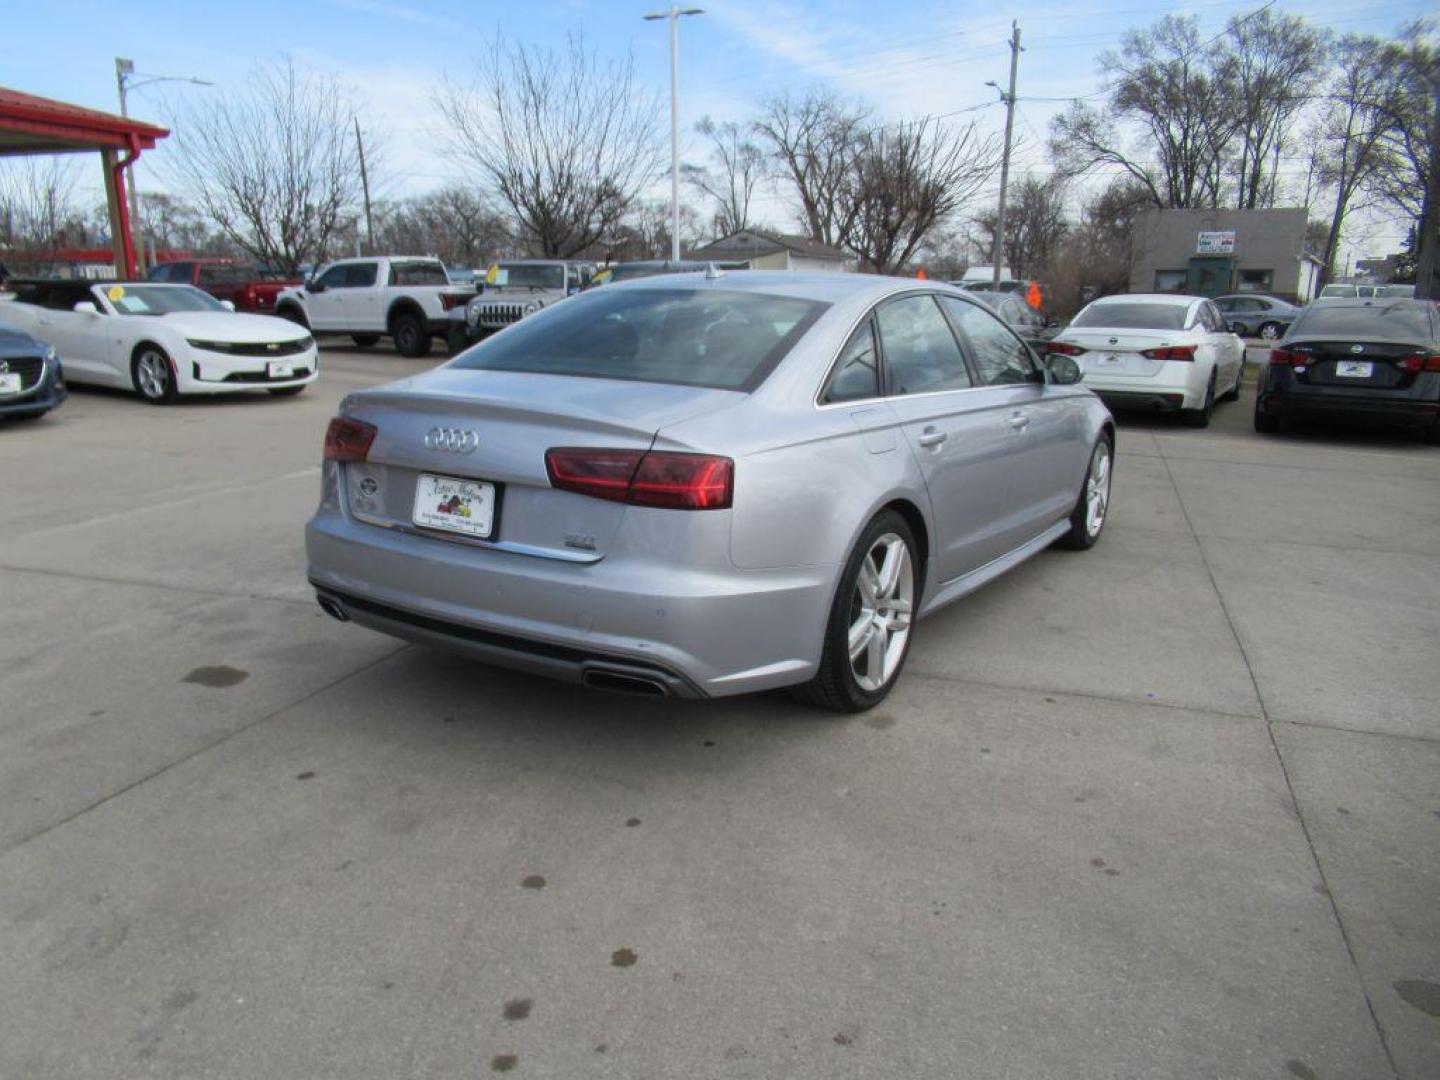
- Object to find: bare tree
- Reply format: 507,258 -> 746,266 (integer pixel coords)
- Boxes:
681,117 -> 765,238
1370,22 -> 1438,298
436,36 -> 663,257
374,187 -> 513,267
973,176 -> 1069,279
1227,9 -> 1330,209
1313,34 -> 1409,280
1050,15 -> 1240,209
0,156 -> 85,250
162,57 -> 364,275
847,118 -> 999,273
754,91 -> 869,248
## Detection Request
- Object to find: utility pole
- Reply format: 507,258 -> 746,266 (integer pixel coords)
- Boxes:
644,7 -> 704,262
114,59 -> 143,274
355,117 -> 375,256
988,22 -> 1022,287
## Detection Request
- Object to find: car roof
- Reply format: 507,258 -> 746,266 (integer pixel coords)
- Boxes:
607,270 -> 964,305
1090,293 -> 1198,307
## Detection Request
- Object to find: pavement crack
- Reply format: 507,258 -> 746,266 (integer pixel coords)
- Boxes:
1155,438 -> 1402,1080
0,564 -> 314,608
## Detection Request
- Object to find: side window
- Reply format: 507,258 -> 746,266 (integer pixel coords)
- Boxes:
197,265 -> 220,286
940,295 -> 1037,386
875,295 -> 972,396
315,264 -> 349,289
822,321 -> 880,404
348,262 -> 379,287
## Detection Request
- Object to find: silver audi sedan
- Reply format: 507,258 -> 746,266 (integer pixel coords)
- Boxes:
307,272 -> 1113,711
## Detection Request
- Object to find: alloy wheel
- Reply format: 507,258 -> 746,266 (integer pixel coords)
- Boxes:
136,350 -> 171,399
1086,441 -> 1112,538
847,533 -> 914,692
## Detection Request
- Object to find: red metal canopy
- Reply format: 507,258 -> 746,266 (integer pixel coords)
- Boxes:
0,86 -> 170,277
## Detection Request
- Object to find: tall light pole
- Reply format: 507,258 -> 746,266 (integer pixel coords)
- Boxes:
985,21 -> 1022,287
115,58 -> 212,272
644,7 -> 703,263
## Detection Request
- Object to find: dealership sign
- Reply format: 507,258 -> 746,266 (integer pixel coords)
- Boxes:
1197,231 -> 1236,255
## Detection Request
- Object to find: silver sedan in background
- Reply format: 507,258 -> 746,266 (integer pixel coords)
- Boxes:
307,273 -> 1114,711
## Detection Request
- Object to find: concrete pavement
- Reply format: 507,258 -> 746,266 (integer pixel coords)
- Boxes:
1,347 -> 1436,1078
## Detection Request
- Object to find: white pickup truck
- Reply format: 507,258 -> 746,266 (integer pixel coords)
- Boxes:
274,256 -> 473,357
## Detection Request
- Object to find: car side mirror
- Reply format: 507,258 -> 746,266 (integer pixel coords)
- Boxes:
73,301 -> 99,315
1045,353 -> 1083,385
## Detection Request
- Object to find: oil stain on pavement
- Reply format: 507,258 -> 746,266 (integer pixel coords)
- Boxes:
182,665 -> 249,688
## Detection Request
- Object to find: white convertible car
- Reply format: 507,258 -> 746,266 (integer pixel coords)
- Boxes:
0,280 -> 318,404
1046,293 -> 1245,427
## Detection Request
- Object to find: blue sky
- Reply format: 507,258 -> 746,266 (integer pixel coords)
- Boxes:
5,0 -> 1430,257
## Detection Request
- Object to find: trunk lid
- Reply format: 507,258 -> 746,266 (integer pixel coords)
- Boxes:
1057,329 -> 1192,379
341,370 -> 743,559
1283,339 -> 1430,391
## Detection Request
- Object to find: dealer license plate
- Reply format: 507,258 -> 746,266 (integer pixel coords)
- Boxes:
1336,360 -> 1373,378
0,372 -> 22,395
412,474 -> 496,539
268,360 -> 295,379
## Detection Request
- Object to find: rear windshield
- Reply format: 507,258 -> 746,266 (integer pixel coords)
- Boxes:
1071,302 -> 1189,330
451,287 -> 828,391
1291,305 -> 1433,339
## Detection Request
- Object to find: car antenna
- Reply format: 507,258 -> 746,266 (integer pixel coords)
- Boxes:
704,262 -> 725,281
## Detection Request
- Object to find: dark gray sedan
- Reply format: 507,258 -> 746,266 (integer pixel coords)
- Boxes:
0,322 -> 65,421
307,273 -> 1114,711
1214,294 -> 1299,340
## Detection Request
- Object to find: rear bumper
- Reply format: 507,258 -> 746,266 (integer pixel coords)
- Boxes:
1091,389 -> 1188,413
1257,390 -> 1438,428
305,507 -> 838,698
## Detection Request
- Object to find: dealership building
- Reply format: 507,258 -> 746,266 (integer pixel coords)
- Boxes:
1129,208 -> 1324,302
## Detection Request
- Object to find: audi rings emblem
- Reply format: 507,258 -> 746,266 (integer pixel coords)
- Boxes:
424,427 -> 479,454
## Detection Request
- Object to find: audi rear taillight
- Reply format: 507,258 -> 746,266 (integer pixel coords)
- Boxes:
323,416 -> 377,463
546,448 -> 733,510
1046,342 -> 1086,356
1269,348 -> 1309,366
1140,345 -> 1197,361
1398,354 -> 1440,373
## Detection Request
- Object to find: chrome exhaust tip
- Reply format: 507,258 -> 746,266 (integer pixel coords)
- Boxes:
316,595 -> 350,622
581,668 -> 669,697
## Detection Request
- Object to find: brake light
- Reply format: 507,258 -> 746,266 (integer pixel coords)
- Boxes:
546,448 -> 733,510
1140,345 -> 1197,361
323,416 -> 377,463
1269,348 -> 1309,367
440,293 -> 468,311
1398,354 -> 1440,373
1045,342 -> 1086,356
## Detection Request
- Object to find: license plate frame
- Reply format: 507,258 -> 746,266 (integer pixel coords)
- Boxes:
0,372 -> 22,395
1336,360 -> 1373,378
267,360 -> 295,379
412,473 -> 498,540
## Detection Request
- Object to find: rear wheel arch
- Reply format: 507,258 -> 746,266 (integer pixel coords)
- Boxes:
386,298 -> 426,333
880,497 -> 929,590
276,300 -> 308,327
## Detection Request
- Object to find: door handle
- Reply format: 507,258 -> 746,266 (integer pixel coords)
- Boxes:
1007,412 -> 1031,430
916,427 -> 947,448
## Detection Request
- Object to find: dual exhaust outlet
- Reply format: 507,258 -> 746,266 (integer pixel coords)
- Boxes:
314,594 -> 671,697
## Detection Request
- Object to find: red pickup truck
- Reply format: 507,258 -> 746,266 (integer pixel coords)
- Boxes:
148,259 -> 301,314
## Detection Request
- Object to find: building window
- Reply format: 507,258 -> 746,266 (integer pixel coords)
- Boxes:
1238,269 -> 1273,292
1154,270 -> 1187,292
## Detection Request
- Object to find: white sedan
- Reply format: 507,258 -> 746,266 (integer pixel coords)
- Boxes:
0,281 -> 318,404
1046,294 -> 1245,427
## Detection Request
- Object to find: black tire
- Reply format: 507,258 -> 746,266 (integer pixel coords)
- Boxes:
792,510 -> 920,713
277,304 -> 308,328
445,323 -> 470,354
392,311 -> 432,358
1220,358 -> 1246,402
1180,372 -> 1215,428
1422,423 -> 1440,446
8,410 -> 48,421
132,345 -> 178,405
351,334 -> 380,348
1258,321 -> 1283,341
1253,400 -> 1282,434
1057,432 -> 1114,551
268,385 -> 306,397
